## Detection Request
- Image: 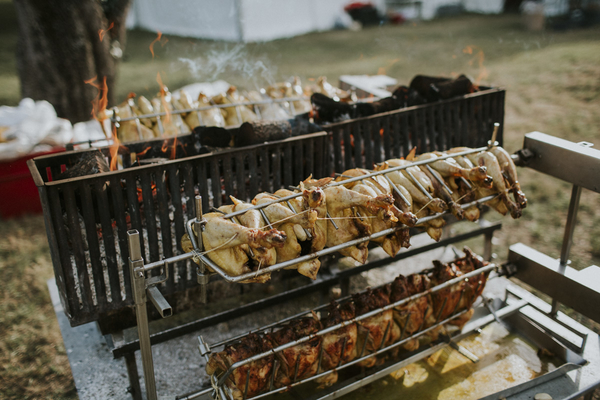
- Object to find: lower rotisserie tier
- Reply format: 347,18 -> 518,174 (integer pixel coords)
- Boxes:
204,247 -> 492,400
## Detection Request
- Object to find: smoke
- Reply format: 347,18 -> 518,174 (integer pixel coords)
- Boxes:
176,43 -> 277,88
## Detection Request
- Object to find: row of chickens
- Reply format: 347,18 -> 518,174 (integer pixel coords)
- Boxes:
107,76 -> 351,144
206,248 -> 490,400
182,145 -> 525,283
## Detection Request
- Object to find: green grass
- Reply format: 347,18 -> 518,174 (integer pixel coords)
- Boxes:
1,4 -> 600,398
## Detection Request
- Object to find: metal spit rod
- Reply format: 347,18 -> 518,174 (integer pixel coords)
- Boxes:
214,262 -> 495,386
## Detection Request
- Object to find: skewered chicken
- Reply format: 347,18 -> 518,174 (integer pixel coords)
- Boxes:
245,90 -> 290,121
200,207 -> 287,283
206,333 -> 275,400
253,189 -> 321,279
316,301 -> 358,387
448,148 -> 521,219
114,97 -> 156,143
213,86 -> 259,127
489,145 -> 527,209
353,287 -> 401,368
175,90 -> 226,130
206,248 -> 491,396
322,185 -> 395,263
389,273 -> 434,352
268,314 -> 322,387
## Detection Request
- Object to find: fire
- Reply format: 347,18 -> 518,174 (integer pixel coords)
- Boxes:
84,76 -> 109,122
136,146 -> 152,158
149,31 -> 168,59
98,22 -> 114,42
171,136 -> 178,160
379,128 -> 384,137
109,127 -> 121,171
463,45 -> 488,89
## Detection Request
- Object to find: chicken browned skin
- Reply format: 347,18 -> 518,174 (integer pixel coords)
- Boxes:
430,260 -> 466,323
353,287 -> 401,367
206,333 -> 275,400
489,146 -> 527,209
268,315 -> 322,387
388,274 -> 434,352
316,301 -> 358,388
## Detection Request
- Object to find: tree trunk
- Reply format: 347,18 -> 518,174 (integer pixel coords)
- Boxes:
13,0 -> 132,123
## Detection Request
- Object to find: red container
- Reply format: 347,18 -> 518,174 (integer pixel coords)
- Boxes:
0,148 -> 64,219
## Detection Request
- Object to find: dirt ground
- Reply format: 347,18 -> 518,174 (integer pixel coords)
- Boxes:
1,4 -> 600,400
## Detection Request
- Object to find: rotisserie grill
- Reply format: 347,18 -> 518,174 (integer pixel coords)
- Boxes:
28,81 -> 600,400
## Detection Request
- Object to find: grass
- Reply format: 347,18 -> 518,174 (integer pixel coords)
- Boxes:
1,3 -> 600,399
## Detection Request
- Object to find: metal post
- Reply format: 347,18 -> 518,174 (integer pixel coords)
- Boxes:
128,230 -> 158,400
195,196 -> 208,304
551,184 -> 582,316
124,353 -> 143,400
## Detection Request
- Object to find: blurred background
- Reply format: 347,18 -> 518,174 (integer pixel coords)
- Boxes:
1,0 -> 599,398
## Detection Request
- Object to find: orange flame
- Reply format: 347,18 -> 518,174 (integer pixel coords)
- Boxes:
98,22 -> 114,42
109,127 -> 121,171
379,128 -> 384,137
161,140 -> 169,153
171,136 -> 177,160
84,76 -> 109,122
463,45 -> 488,89
136,146 -> 152,158
149,31 -> 168,59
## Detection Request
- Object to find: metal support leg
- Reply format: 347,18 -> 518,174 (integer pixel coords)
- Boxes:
124,353 -> 143,400
483,231 -> 493,262
128,230 -> 158,400
551,184 -> 582,316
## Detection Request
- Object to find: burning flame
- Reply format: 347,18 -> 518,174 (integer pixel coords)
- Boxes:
463,45 -> 488,88
149,31 -> 168,59
84,76 -> 109,123
379,128 -> 384,137
98,22 -> 114,42
109,127 -> 121,171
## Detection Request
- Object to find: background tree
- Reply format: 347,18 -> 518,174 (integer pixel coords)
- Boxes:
13,0 -> 132,123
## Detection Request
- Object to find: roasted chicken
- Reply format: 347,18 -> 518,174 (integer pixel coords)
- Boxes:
206,248 -> 490,396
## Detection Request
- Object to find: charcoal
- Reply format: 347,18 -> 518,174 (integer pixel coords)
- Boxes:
311,93 -> 354,123
409,75 -> 451,101
430,74 -> 475,100
193,126 -> 234,148
236,120 -> 292,147
56,150 -> 110,180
